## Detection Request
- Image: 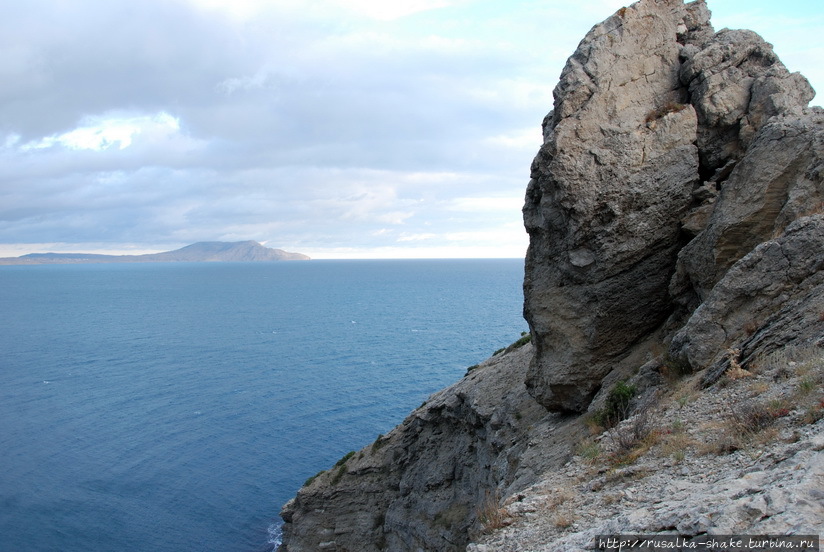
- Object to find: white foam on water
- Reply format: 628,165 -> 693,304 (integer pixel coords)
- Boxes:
266,523 -> 282,549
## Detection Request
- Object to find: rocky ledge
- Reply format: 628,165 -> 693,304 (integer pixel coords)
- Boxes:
278,0 -> 822,549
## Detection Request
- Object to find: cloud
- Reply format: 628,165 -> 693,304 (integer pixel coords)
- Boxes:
331,0 -> 457,21
0,0 -> 820,258
448,196 -> 524,212
22,112 -> 182,151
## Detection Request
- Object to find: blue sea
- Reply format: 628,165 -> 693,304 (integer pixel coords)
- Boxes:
0,259 -> 526,552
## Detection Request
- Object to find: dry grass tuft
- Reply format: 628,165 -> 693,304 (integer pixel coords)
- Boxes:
544,489 -> 574,510
552,511 -> 577,530
607,403 -> 658,466
476,491 -> 511,534
725,348 -> 753,380
659,425 -> 696,462
575,438 -> 602,464
644,101 -> 688,125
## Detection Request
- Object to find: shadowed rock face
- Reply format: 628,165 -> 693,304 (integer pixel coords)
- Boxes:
672,214 -> 824,387
523,0 -> 817,412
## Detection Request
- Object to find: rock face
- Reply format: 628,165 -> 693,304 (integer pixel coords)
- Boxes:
523,0 -> 819,412
278,1 -> 823,549
672,215 -> 824,387
280,343 -> 585,551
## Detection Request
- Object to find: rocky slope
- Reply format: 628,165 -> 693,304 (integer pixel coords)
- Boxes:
281,342 -> 576,552
278,0 -> 822,549
470,347 -> 824,551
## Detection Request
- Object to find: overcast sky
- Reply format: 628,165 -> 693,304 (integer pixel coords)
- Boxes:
1,0 -> 821,259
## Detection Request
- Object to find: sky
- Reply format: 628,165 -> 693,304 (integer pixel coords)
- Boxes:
1,0 -> 822,259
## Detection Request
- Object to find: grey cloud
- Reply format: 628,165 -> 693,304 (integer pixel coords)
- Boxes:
3,0 -> 543,165
5,0 -> 810,256
0,0 -> 557,254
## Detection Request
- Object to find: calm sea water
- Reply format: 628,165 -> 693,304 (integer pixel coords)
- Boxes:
0,259 -> 526,552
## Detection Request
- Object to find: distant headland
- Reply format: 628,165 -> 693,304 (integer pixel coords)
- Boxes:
0,241 -> 310,265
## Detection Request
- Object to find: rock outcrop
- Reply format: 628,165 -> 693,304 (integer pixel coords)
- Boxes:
278,0 -> 822,549
279,343 -> 585,552
523,0 -> 820,412
672,215 -> 824,387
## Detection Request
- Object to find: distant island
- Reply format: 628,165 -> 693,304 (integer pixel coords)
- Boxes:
0,241 -> 310,265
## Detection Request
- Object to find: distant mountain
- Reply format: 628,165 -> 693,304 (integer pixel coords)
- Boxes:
137,241 -> 310,262
0,241 -> 310,265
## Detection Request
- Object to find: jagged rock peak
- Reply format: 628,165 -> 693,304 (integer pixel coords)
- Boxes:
522,0 -> 817,412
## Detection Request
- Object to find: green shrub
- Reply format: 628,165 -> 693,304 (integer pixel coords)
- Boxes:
512,332 -> 532,349
371,434 -> 386,453
465,364 -> 480,376
594,381 -> 636,428
331,464 -> 347,485
493,332 -> 532,357
335,451 -> 355,467
303,470 -> 325,487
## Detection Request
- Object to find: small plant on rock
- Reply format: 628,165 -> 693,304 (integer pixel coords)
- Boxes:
725,348 -> 752,380
371,434 -> 386,454
331,464 -> 347,485
644,101 -> 688,125
608,403 -> 655,466
465,364 -> 480,376
303,470 -> 325,487
335,451 -> 355,467
493,332 -> 532,356
552,511 -> 577,530
594,381 -> 637,429
575,438 -> 601,464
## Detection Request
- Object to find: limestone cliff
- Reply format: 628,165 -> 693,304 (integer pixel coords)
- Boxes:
278,0 -> 822,549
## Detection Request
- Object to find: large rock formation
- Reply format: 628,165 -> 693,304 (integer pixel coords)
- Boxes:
278,0 -> 823,549
523,0 -> 819,412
